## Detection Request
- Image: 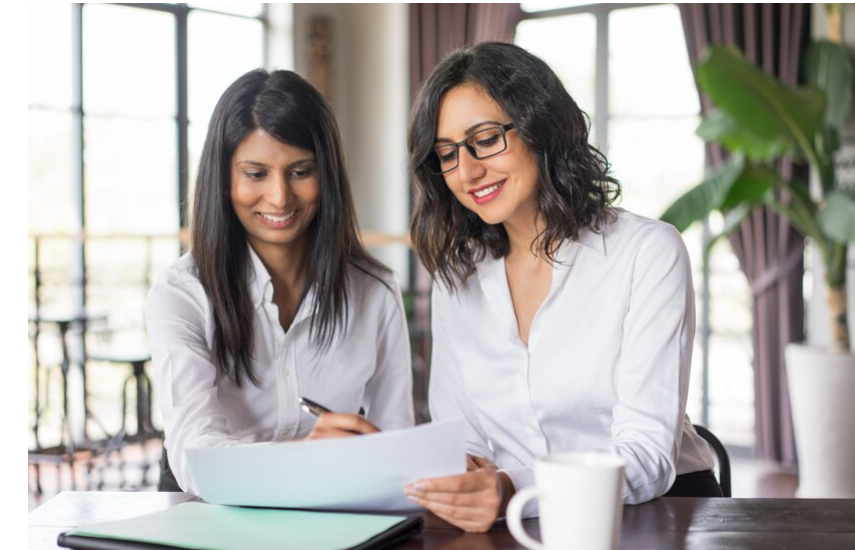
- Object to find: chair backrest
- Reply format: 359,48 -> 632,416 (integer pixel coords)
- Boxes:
693,424 -> 731,497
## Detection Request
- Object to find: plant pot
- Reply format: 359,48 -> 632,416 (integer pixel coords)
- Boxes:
785,343 -> 855,497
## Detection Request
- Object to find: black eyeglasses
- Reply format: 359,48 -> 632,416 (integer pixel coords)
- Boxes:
430,123 -> 516,175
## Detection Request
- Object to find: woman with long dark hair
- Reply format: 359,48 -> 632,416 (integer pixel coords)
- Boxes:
146,69 -> 414,495
404,42 -> 719,532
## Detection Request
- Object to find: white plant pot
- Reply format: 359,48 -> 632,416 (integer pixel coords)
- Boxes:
785,343 -> 855,498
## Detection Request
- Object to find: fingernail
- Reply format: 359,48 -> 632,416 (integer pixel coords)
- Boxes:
414,483 -> 426,491
406,495 -> 419,502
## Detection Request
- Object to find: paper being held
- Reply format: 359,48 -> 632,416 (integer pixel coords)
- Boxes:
186,419 -> 466,512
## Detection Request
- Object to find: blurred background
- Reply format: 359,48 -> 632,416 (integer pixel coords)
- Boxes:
28,3 -> 855,509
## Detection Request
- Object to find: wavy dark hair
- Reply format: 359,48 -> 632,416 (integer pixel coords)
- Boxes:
409,42 -> 621,290
192,69 -> 386,387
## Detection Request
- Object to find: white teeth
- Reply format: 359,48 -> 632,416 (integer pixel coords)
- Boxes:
259,211 -> 297,223
474,182 -> 503,198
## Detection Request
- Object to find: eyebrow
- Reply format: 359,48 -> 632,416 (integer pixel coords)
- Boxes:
235,158 -> 315,169
435,120 -> 506,143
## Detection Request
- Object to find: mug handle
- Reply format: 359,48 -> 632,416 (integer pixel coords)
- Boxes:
506,487 -> 544,550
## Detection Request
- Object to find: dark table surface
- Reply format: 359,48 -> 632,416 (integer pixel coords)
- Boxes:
29,491 -> 855,550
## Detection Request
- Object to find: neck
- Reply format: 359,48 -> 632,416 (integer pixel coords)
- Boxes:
249,235 -> 310,292
503,204 -> 544,260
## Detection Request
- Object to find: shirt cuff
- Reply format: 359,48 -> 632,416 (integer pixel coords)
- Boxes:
500,466 -> 539,518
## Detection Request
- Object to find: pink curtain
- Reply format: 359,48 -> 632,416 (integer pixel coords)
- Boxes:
409,4 -> 522,101
679,4 -> 810,464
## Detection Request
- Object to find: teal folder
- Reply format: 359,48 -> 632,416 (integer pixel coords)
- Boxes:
56,502 -> 423,550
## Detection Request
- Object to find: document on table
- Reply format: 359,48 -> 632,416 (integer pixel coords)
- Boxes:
186,418 -> 466,512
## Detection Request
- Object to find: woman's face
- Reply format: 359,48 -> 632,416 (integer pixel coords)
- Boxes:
435,84 -> 540,228
230,129 -> 320,257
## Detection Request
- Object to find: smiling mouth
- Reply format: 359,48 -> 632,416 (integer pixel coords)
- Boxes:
468,180 -> 506,204
256,210 -> 298,226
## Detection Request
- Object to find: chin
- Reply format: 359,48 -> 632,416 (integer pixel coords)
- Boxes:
473,210 -> 509,226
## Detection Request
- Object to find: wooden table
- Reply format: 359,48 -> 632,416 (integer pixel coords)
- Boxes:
29,492 -> 855,549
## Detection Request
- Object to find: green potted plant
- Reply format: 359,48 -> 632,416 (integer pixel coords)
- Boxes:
660,37 -> 855,497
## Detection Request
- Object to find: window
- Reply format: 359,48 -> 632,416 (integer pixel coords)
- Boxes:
517,3 -> 755,450
28,4 -> 269,443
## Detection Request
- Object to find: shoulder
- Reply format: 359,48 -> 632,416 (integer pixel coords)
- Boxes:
346,260 -> 404,312
152,252 -> 201,287
603,209 -> 689,260
146,252 -> 209,315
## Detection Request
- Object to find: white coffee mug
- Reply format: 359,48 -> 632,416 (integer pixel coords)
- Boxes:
506,452 -> 625,550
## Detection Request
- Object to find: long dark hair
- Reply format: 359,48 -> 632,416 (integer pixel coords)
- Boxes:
192,69 -> 385,387
409,42 -> 621,290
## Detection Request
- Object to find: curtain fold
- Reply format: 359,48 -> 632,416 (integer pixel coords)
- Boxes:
679,4 -> 810,464
409,4 -> 523,101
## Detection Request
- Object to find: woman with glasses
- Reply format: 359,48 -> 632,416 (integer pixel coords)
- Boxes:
145,69 -> 414,495
404,42 -> 719,532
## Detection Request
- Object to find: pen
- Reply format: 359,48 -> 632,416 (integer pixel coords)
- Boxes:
299,396 -> 333,417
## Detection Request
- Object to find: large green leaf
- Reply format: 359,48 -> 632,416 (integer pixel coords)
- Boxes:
697,47 -> 825,156
818,189 -> 855,243
697,110 -> 793,161
719,164 -> 778,210
660,155 -> 745,232
803,40 -> 854,129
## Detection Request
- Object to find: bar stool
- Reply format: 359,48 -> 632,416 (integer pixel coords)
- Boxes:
88,351 -> 162,488
28,310 -> 109,493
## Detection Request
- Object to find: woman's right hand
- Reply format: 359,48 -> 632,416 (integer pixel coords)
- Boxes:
305,413 -> 380,440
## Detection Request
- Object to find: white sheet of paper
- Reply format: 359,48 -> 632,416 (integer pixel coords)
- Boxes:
186,419 -> 466,512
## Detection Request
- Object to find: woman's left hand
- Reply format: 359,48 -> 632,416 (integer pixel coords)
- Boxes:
404,456 -> 515,533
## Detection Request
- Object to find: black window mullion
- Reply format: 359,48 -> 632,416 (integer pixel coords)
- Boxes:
176,6 -> 189,231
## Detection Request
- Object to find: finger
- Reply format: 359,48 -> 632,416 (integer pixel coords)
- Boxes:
471,456 -> 497,470
407,496 -> 495,532
406,472 -> 487,494
306,428 -> 363,440
315,413 -> 380,435
466,455 -> 478,471
411,489 -> 497,509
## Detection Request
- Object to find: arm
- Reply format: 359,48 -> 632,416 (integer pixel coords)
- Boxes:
145,272 -> 242,495
604,224 -> 696,504
427,285 -> 494,458
362,278 -> 415,430
148,267 -> 384,492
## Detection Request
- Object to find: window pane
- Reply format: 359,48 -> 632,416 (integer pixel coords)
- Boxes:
29,110 -> 76,233
29,4 -> 73,109
84,116 -> 178,235
83,4 -> 176,118
31,237 -> 79,311
188,11 -> 264,128
608,116 -> 705,218
515,14 -> 596,119
189,3 -> 264,17
609,5 -> 699,117
85,239 -> 153,333
708,331 -> 755,447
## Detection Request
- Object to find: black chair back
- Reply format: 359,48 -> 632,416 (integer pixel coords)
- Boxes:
157,448 -> 183,492
693,424 -> 732,497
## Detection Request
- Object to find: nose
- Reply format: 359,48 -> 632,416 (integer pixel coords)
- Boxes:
456,146 -> 486,183
266,172 -> 291,209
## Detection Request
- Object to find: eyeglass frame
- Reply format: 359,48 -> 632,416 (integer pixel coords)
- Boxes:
429,123 -> 516,175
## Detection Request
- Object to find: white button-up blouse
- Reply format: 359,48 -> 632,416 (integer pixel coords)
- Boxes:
428,210 -> 714,511
146,248 -> 415,494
